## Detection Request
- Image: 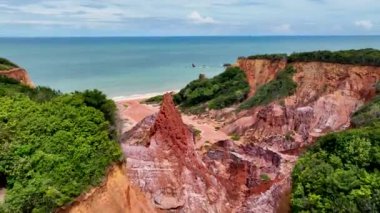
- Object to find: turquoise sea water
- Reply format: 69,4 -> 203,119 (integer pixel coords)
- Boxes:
1,36 -> 380,98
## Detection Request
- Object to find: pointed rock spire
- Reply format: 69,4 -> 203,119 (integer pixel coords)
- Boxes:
150,93 -> 194,153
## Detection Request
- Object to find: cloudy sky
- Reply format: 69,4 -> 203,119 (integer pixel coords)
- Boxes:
0,0 -> 379,36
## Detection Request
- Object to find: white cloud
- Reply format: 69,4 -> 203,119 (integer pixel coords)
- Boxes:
187,11 -> 217,24
354,20 -> 373,30
272,24 -> 291,33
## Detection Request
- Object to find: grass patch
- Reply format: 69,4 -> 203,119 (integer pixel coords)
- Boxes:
239,66 -> 297,110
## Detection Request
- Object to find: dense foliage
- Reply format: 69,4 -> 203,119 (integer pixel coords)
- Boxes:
0,76 -> 60,103
174,67 -> 249,112
291,93 -> 380,212
246,53 -> 287,60
288,48 -> 380,66
239,66 -> 297,109
0,58 -> 18,70
0,76 -> 121,212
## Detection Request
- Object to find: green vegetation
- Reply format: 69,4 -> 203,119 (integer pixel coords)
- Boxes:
0,58 -> 18,70
239,66 -> 297,109
241,49 -> 380,66
0,75 -> 122,212
351,96 -> 380,127
0,76 -> 60,103
246,53 -> 287,60
260,173 -> 271,182
351,83 -> 380,127
291,93 -> 380,212
143,94 -> 163,104
288,48 -> 380,66
174,67 -> 249,112
230,133 -> 241,141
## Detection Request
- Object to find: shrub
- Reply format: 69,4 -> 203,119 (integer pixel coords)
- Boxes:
76,89 -> 116,125
0,96 -> 122,213
144,95 -> 163,104
0,76 -> 60,103
247,53 -> 287,60
175,67 -> 249,111
260,173 -> 271,182
0,58 -> 18,70
288,48 -> 380,66
0,77 -> 121,212
230,133 -> 241,141
239,66 -> 297,109
351,96 -> 380,127
291,104 -> 380,213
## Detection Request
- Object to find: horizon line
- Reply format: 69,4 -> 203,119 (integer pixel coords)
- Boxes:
1,35 -> 380,39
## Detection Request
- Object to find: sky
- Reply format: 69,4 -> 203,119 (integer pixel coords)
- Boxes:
0,0 -> 379,37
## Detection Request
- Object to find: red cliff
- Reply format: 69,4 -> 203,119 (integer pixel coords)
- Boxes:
0,68 -> 34,87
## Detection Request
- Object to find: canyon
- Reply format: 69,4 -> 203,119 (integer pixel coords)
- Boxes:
62,58 -> 380,212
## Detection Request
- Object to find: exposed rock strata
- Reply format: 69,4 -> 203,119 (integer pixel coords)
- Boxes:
66,60 -> 380,213
58,163 -> 158,213
237,58 -> 287,97
121,94 -> 296,212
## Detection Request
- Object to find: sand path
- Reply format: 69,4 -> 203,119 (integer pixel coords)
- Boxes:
116,99 -> 230,147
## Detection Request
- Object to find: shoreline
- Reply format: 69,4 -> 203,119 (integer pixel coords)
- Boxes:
112,89 -> 179,102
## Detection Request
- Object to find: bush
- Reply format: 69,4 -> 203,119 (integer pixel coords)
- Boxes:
291,97 -> 380,213
288,48 -> 380,66
0,76 -> 60,103
0,96 -> 122,213
351,96 -> 380,127
0,58 -> 18,70
239,66 -> 297,109
260,173 -> 271,182
230,133 -> 241,141
0,77 -> 121,212
75,89 -> 117,126
247,53 -> 287,60
143,95 -> 163,104
175,67 -> 249,111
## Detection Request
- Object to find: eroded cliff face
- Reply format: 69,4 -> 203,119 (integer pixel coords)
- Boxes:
227,61 -> 380,152
119,94 -> 297,212
58,163 -> 158,213
220,60 -> 380,211
122,94 -> 231,212
0,68 -> 34,87
63,60 -> 380,213
237,58 -> 287,97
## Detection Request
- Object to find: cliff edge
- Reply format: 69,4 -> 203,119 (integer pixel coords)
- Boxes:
0,68 -> 34,87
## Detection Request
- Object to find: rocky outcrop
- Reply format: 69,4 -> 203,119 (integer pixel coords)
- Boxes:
58,163 -> 158,213
217,60 -> 380,211
227,61 -> 380,153
120,94 -> 297,212
122,94 -> 231,212
0,68 -> 34,87
237,58 -> 287,97
62,60 -> 380,213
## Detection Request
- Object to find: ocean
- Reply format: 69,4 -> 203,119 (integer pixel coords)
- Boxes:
1,36 -> 380,98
